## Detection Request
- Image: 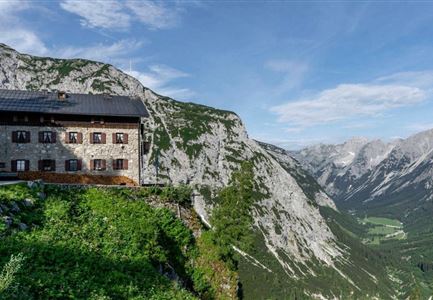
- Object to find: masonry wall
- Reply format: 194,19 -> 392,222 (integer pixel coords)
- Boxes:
0,123 -> 141,184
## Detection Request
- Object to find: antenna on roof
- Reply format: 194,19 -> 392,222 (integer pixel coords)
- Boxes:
129,60 -> 132,73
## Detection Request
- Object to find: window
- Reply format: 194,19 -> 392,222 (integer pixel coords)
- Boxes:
116,133 -> 124,144
93,159 -> 103,171
0,162 -> 5,168
11,160 -> 29,172
39,160 -> 55,172
114,159 -> 123,170
93,133 -> 102,144
69,132 -> 78,144
69,160 -> 78,171
113,159 -> 128,170
65,159 -> 81,172
43,132 -> 52,143
14,131 -> 29,143
16,160 -> 26,171
39,131 -> 55,143
113,133 -> 128,144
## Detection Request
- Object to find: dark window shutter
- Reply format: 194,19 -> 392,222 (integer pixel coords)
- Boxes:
12,131 -> 17,143
101,133 -> 106,144
124,159 -> 128,170
38,160 -> 43,171
26,131 -> 31,143
65,160 -> 70,171
51,160 -> 56,171
112,133 -> 116,144
51,132 -> 56,143
112,159 -> 116,170
89,133 -> 94,144
101,159 -> 106,170
77,160 -> 82,171
39,132 -> 44,143
11,160 -> 17,172
77,132 -> 83,144
65,132 -> 69,143
144,142 -> 151,154
124,133 -> 128,144
25,160 -> 30,171
90,160 -> 94,170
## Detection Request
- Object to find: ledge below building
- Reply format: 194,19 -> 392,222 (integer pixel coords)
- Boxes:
17,171 -> 138,186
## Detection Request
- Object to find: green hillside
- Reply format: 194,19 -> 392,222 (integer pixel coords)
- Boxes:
0,183 -> 237,299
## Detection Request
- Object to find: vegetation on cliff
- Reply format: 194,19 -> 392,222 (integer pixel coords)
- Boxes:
0,183 -> 237,299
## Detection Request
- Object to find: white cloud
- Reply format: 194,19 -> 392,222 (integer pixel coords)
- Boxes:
265,59 -> 309,90
376,70 -> 433,89
0,29 -> 48,55
60,0 -> 131,30
60,0 -> 182,31
406,122 -> 433,133
125,0 -> 179,29
54,39 -> 144,63
0,0 -> 29,14
271,83 -> 426,130
0,0 -> 48,55
126,65 -> 194,100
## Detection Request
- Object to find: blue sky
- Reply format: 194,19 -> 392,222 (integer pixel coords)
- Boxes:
2,1 -> 433,149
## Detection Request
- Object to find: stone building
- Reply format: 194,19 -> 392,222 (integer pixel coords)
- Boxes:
0,89 -> 149,184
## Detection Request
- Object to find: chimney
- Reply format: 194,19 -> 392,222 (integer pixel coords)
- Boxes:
57,91 -> 67,100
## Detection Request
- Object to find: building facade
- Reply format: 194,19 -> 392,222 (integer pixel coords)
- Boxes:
0,89 -> 149,185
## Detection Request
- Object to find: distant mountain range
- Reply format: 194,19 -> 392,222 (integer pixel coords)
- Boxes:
292,130 -> 433,220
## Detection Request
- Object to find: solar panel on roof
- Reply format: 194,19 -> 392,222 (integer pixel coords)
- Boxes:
0,89 -> 149,117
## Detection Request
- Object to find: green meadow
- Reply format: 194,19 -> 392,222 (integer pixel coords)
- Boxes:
360,216 -> 405,245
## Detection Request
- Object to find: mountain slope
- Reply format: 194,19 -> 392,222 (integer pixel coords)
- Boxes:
0,44 -> 395,298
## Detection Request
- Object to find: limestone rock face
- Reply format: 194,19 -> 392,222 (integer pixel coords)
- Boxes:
0,44 -> 346,282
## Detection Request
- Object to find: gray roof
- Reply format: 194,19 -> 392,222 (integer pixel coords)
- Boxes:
0,89 -> 148,118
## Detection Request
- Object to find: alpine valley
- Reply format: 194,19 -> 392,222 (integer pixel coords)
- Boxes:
293,133 -> 433,298
0,44 -> 430,299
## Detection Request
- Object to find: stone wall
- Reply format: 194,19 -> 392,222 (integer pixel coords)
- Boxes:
0,124 -> 141,183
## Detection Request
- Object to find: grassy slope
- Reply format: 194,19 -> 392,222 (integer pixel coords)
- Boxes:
0,184 -> 237,299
